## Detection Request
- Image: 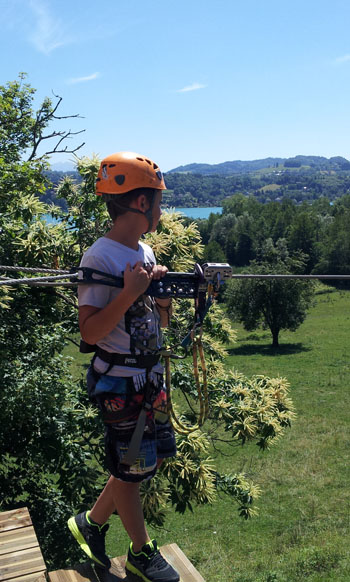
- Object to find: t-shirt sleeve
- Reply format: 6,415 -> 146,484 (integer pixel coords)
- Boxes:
78,254 -> 117,309
141,243 -> 157,267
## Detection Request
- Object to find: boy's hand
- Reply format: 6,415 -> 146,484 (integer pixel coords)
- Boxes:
151,264 -> 168,280
152,265 -> 172,317
123,261 -> 153,300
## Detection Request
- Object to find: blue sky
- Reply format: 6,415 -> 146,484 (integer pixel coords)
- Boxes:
2,0 -> 350,171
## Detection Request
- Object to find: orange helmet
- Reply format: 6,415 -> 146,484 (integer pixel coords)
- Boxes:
96,151 -> 166,196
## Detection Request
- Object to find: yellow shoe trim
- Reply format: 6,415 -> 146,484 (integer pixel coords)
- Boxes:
67,517 -> 106,568
125,561 -> 151,582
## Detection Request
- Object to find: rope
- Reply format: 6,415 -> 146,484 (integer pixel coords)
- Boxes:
1,264 -> 350,288
230,274 -> 350,280
0,265 -> 70,274
164,334 -> 209,435
0,273 -> 78,286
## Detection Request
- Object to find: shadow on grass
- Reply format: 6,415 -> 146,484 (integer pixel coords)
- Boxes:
228,342 -> 311,356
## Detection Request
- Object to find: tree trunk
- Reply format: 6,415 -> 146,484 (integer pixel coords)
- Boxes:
271,329 -> 279,347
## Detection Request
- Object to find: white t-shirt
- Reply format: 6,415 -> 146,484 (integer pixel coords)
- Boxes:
78,237 -> 163,376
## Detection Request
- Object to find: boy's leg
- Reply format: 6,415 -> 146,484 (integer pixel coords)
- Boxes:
90,476 -> 150,552
89,475 -> 118,525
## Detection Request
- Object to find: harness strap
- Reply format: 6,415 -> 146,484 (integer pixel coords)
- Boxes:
118,374 -> 155,470
95,346 -> 160,368
102,402 -> 142,424
85,343 -> 161,468
81,340 -> 160,368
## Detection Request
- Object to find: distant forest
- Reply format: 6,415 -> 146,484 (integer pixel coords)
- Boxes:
196,193 -> 350,280
43,155 -> 350,210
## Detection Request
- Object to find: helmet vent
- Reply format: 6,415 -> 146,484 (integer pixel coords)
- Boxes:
109,164 -> 116,168
115,175 -> 125,186
153,163 -> 159,169
145,159 -> 152,165
156,171 -> 163,181
136,157 -> 144,161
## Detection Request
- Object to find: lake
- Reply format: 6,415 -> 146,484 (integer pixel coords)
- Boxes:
44,207 -> 222,224
170,207 -> 222,219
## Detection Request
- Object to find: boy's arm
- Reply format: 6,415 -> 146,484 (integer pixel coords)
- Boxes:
79,261 -> 152,345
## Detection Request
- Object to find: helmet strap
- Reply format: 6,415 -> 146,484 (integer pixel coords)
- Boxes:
143,194 -> 156,233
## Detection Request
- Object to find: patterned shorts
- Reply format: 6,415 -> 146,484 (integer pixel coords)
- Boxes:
93,372 -> 177,483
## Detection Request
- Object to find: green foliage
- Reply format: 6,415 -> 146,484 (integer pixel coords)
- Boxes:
313,196 -> 350,281
145,209 -> 203,271
215,473 -> 261,519
0,76 -> 89,568
0,74 -> 37,163
202,240 -> 227,263
225,240 -> 315,346
210,370 -> 295,450
54,155 -> 110,262
0,289 -> 105,568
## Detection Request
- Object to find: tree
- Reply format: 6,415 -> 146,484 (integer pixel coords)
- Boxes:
0,76 -> 100,569
202,240 -> 227,263
314,200 -> 350,285
224,239 -> 314,347
0,73 -> 85,163
287,211 -> 319,272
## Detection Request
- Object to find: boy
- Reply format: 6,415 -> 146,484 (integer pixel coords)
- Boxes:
68,152 -> 179,582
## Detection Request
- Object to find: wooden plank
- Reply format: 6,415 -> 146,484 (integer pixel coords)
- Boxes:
49,561 -> 126,582
0,508 -> 46,582
0,510 -> 32,533
161,544 -> 205,582
6,573 -> 46,582
0,547 -> 46,581
0,527 -> 38,556
49,543 -> 205,582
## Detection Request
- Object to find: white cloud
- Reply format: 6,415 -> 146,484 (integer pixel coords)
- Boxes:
66,72 -> 101,85
176,82 -> 207,93
29,0 -> 70,54
333,54 -> 350,65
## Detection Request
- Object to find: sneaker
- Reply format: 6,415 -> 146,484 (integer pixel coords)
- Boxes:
125,539 -> 180,582
67,511 -> 111,568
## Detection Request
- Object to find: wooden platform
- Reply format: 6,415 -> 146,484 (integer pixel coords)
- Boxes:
0,508 -> 46,582
0,508 -> 205,582
49,544 -> 205,582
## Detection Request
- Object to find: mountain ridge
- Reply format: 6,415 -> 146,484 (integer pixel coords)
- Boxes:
168,155 -> 350,175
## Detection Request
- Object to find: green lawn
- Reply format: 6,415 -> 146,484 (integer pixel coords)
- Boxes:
68,287 -> 350,581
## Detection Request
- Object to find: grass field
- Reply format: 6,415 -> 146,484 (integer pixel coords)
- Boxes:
69,287 -> 350,581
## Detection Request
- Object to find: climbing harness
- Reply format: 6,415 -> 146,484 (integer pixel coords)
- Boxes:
75,263 -> 232,438
160,264 -> 231,434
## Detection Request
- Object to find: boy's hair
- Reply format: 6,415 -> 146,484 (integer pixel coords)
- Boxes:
103,188 -> 156,221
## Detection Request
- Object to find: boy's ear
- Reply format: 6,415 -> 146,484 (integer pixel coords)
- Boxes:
136,194 -> 148,210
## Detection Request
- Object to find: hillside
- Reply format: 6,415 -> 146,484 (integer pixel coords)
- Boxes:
42,155 -> 350,209
169,155 -> 350,174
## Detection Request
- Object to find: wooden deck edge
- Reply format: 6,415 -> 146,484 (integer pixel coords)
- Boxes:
1,510 -> 205,582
